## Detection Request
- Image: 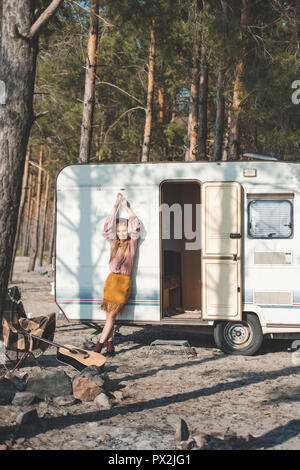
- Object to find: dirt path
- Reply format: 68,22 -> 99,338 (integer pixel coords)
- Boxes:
1,257 -> 300,450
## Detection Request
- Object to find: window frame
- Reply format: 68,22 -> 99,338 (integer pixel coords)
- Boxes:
247,197 -> 294,240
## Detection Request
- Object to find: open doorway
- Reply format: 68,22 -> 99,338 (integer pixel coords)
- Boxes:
160,181 -> 201,320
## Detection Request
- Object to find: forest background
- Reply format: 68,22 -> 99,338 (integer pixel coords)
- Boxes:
0,0 -> 300,318
29,0 -> 300,167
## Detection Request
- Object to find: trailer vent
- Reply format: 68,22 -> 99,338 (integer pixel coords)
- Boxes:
254,252 -> 291,264
254,291 -> 293,305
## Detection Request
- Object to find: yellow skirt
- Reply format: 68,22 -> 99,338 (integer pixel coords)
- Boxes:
101,272 -> 131,315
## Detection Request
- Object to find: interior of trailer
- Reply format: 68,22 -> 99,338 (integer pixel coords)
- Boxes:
161,181 -> 201,320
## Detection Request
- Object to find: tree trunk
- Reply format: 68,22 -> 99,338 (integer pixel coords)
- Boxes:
227,0 -> 250,160
38,172 -> 50,266
0,0 -> 64,319
9,150 -> 30,281
212,69 -> 225,161
222,124 -> 229,161
197,44 -> 208,160
48,192 -> 56,264
297,0 -> 300,40
0,1 -> 37,312
212,1 -> 228,162
22,173 -> 34,256
185,44 -> 200,161
171,96 -> 176,122
158,87 -> 164,124
79,0 -> 99,163
141,18 -> 156,163
28,148 -> 43,272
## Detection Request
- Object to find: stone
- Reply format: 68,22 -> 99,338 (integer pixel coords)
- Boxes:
97,434 -> 110,442
12,391 -> 36,406
16,409 -> 39,425
12,375 -> 27,392
16,438 -> 26,445
72,376 -> 102,402
175,419 -> 190,442
85,441 -> 96,449
176,441 -> 190,450
36,267 -> 48,276
25,370 -> 72,400
112,390 -> 123,401
94,393 -> 112,410
0,378 -> 16,405
82,340 -> 96,349
192,431 -> 209,448
52,395 -> 77,406
79,366 -> 106,387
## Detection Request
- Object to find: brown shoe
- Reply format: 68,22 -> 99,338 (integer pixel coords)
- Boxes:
95,341 -> 104,353
106,340 -> 115,357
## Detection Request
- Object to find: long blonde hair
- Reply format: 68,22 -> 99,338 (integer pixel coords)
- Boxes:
109,219 -> 129,263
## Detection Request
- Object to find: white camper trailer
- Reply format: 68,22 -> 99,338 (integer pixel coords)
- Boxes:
55,161 -> 300,355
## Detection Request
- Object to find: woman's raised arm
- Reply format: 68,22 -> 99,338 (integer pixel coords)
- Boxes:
121,197 -> 140,240
102,193 -> 123,239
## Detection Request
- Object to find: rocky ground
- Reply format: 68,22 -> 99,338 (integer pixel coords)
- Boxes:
0,256 -> 300,450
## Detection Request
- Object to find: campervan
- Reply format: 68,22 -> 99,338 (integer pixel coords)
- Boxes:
55,161 -> 300,355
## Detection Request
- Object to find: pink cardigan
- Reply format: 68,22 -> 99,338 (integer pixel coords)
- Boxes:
102,213 -> 140,275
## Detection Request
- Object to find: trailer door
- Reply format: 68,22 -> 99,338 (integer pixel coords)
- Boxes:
201,182 -> 242,320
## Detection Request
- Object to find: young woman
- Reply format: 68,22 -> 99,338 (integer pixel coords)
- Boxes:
95,192 -> 140,356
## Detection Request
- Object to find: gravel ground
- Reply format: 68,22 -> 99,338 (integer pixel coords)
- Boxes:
0,257 -> 300,450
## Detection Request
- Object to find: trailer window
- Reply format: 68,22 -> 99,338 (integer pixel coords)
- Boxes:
248,199 -> 293,239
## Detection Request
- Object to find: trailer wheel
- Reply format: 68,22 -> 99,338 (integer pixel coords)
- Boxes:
213,313 -> 263,356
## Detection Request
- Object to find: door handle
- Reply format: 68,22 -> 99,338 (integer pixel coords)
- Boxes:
233,254 -> 237,261
230,233 -> 241,239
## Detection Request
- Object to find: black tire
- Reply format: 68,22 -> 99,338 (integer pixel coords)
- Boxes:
213,313 -> 263,356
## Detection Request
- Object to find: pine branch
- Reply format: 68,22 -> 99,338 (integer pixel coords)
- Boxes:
68,0 -> 113,27
27,0 -> 65,39
96,80 -> 146,107
104,107 -> 146,144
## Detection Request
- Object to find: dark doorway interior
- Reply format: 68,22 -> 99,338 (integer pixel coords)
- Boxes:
161,181 -> 201,319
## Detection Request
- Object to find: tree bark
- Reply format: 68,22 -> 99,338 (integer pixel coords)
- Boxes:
22,173 -> 34,256
212,69 -> 225,161
212,1 -> 229,161
9,150 -> 30,281
158,87 -> 164,124
0,0 -> 64,319
227,0 -> 250,160
79,0 -> 99,163
48,192 -> 56,264
0,1 -> 38,314
197,43 -> 208,160
185,44 -> 200,161
141,18 -> 156,163
171,96 -> 176,122
38,172 -> 50,267
28,148 -> 43,272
